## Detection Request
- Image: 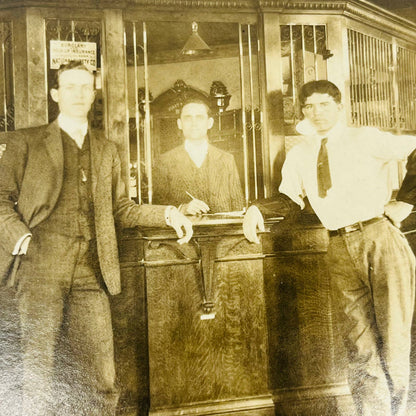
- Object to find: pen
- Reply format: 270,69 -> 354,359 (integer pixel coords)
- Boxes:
186,191 -> 196,200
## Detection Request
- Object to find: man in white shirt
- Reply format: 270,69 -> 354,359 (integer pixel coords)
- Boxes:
153,98 -> 244,214
243,80 -> 416,416
0,60 -> 193,416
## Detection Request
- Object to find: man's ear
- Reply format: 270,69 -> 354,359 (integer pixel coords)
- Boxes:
207,117 -> 214,130
177,119 -> 183,131
50,88 -> 59,103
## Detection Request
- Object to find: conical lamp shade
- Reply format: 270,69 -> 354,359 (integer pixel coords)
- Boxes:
181,22 -> 212,56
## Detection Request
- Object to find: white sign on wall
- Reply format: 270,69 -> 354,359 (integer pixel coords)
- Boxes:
50,40 -> 97,70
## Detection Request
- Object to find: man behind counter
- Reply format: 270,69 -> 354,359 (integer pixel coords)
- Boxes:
153,98 -> 245,214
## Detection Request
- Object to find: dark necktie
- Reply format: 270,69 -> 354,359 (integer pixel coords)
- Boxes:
317,137 -> 332,198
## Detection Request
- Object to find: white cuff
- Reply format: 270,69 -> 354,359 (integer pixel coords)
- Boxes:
12,233 -> 32,255
164,205 -> 176,227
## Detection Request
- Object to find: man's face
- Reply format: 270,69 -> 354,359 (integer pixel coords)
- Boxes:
301,93 -> 343,135
50,68 -> 96,120
177,103 -> 214,141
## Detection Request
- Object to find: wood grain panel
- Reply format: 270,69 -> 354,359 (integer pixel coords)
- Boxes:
262,221 -> 353,415
144,233 -> 273,414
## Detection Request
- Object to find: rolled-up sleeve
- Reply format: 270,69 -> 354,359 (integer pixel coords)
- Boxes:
278,147 -> 306,209
363,127 -> 416,161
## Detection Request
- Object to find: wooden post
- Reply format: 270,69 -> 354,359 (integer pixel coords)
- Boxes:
13,8 -> 48,128
259,12 -> 285,196
103,9 -> 130,186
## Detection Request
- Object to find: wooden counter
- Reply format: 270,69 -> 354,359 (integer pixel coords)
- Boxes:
113,219 -> 274,416
6,213 -> 415,415
261,215 -> 354,416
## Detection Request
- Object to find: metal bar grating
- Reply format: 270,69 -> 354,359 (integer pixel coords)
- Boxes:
346,29 -> 416,131
397,46 -> 416,131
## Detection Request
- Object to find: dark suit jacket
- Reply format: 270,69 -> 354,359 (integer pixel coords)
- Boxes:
0,119 -> 168,295
397,148 -> 416,205
153,144 -> 245,212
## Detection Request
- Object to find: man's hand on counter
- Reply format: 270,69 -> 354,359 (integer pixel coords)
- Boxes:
180,198 -> 210,216
166,206 -> 194,244
243,205 -> 265,244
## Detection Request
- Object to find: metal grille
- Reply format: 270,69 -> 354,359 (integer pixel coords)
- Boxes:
347,29 -> 395,129
0,21 -> 14,132
397,47 -> 416,131
125,21 -> 149,203
280,24 -> 328,129
239,23 -> 263,203
124,21 -> 263,204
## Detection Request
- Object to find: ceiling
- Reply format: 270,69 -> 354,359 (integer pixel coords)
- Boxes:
125,21 -> 246,54
368,0 -> 415,8
367,0 -> 416,23
125,21 -> 258,65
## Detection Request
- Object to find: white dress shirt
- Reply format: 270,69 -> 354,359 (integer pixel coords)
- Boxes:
279,119 -> 416,230
184,139 -> 208,168
58,113 -> 88,148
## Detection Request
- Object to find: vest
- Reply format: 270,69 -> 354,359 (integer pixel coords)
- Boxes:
35,130 -> 95,239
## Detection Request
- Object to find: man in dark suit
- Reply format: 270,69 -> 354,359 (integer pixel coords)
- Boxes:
0,60 -> 192,416
153,98 -> 245,214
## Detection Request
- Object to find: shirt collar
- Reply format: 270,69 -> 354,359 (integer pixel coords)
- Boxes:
184,139 -> 209,168
58,113 -> 88,148
296,117 -> 346,143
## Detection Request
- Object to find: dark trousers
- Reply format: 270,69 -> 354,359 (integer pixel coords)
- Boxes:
16,232 -> 119,416
328,219 -> 415,416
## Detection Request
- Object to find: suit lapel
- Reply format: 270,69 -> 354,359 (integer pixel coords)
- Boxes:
43,120 -> 64,217
44,119 -> 63,174
44,122 -> 105,201
89,128 -> 105,199
23,120 -> 63,229
179,145 -> 201,190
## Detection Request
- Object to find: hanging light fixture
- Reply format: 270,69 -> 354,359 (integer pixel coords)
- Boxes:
181,22 -> 212,56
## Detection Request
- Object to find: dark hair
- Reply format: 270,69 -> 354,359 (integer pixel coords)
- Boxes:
299,80 -> 342,107
51,60 -> 95,89
179,97 -> 212,117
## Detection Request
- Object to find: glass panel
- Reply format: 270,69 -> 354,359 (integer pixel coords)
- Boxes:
45,19 -> 102,126
125,20 -> 263,206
